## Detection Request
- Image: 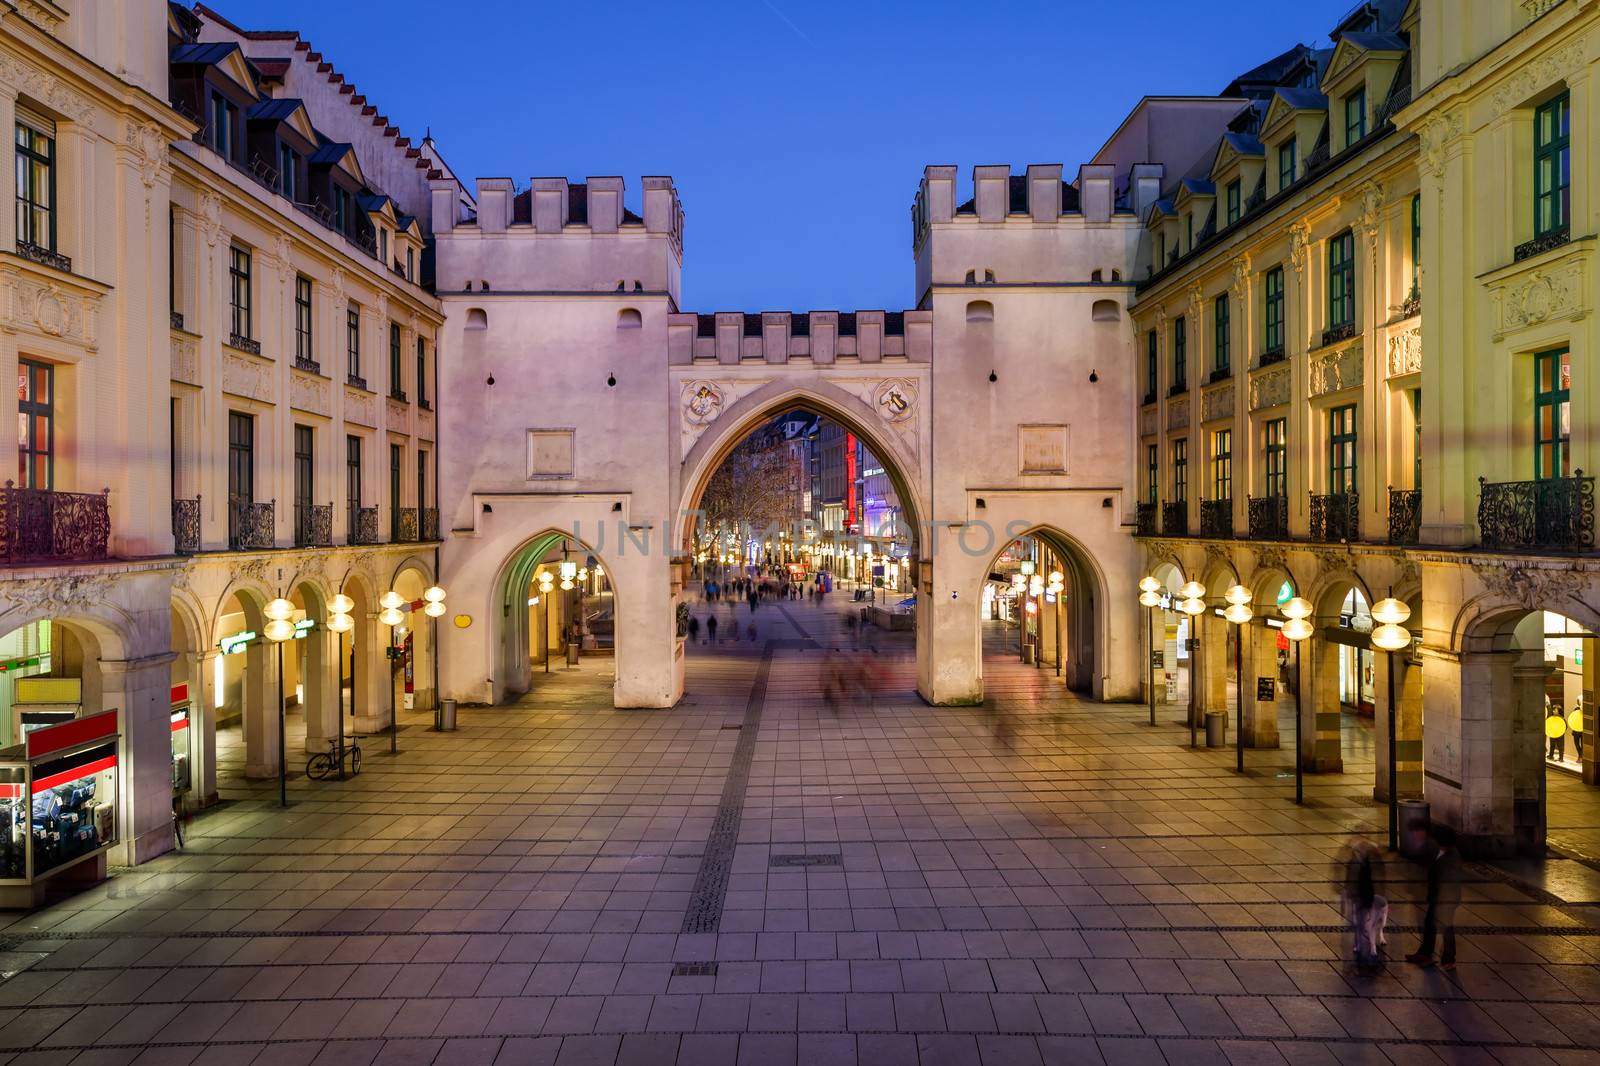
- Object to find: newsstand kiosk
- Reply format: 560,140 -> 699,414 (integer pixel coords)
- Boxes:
0,710 -> 120,908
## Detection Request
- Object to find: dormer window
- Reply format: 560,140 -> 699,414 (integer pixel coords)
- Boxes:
1225,181 -> 1241,225
333,187 -> 349,234
278,144 -> 298,201
378,229 -> 388,265
1278,139 -> 1297,191
208,93 -> 237,159
1343,87 -> 1367,148
406,247 -> 414,282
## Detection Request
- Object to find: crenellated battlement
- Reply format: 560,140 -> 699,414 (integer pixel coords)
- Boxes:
666,310 -> 931,365
432,175 -> 685,302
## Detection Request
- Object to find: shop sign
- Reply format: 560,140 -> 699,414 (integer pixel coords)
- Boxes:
1257,677 -> 1275,702
1276,581 -> 1293,606
218,630 -> 257,655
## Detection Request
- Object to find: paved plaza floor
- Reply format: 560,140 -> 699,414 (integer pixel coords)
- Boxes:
0,592 -> 1597,1065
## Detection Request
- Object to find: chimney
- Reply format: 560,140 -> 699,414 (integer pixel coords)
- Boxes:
475,178 -> 514,233
1078,163 -> 1115,222
588,176 -> 624,233
1026,164 -> 1063,221
531,177 -> 569,233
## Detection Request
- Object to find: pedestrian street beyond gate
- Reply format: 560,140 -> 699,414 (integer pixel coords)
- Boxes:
0,595 -> 1595,1065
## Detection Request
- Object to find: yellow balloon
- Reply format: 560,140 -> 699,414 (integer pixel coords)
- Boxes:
1546,716 -> 1567,739
1568,709 -> 1584,734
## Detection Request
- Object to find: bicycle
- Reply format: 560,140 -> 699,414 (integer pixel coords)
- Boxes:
306,735 -> 362,780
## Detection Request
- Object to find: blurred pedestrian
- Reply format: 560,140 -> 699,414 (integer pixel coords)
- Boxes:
747,622 -> 758,642
688,615 -> 700,644
1341,836 -> 1388,970
1408,825 -> 1460,971
707,615 -> 718,643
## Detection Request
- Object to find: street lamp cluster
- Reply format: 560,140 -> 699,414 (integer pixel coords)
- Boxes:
379,585 -> 447,750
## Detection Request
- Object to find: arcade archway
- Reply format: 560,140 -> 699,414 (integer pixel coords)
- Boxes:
979,529 -> 1100,698
492,530 -> 617,703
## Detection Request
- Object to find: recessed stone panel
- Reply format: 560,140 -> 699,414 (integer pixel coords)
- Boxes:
527,429 -> 575,479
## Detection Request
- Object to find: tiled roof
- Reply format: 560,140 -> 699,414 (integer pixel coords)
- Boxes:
248,56 -> 291,79
1221,132 -> 1265,157
1274,87 -> 1329,111
170,41 -> 241,66
308,141 -> 353,165
246,97 -> 304,122
1336,31 -> 1408,52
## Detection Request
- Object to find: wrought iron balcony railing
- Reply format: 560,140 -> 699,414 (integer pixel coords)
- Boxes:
347,373 -> 368,390
1320,321 -> 1356,348
228,332 -> 261,356
1248,495 -> 1287,540
1162,501 -> 1188,536
228,498 -> 275,550
1167,381 -> 1188,397
1135,502 -> 1157,536
295,503 -> 333,548
1388,489 -> 1421,545
1,483 -> 109,562
1207,366 -> 1232,384
294,354 -> 321,375
351,506 -> 380,546
422,507 -> 440,542
1199,498 -> 1233,538
388,388 -> 408,404
172,497 -> 200,555
170,310 -> 185,331
1515,226 -> 1570,263
1258,344 -> 1286,367
16,240 -> 71,274
1309,492 -> 1359,542
1478,473 -> 1594,552
397,507 -> 419,543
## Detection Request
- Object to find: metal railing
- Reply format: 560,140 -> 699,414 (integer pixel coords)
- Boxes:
172,497 -> 200,555
1258,344 -> 1286,367
1515,226 -> 1569,263
1162,501 -> 1188,536
1,483 -> 110,562
351,506 -> 379,546
347,373 -> 368,390
1309,492 -> 1359,542
170,310 -> 185,331
397,507 -> 419,543
228,498 -> 275,550
1320,321 -> 1356,348
1248,495 -> 1287,540
1478,473 -> 1594,551
1135,502 -> 1157,536
294,354 -> 321,375
1388,488 -> 1421,545
228,332 -> 261,356
16,240 -> 71,274
295,503 -> 333,548
422,507 -> 440,541
1199,498 -> 1233,538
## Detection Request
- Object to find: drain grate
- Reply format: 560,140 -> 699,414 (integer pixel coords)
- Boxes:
671,961 -> 719,977
770,853 -> 842,868
720,723 -> 742,730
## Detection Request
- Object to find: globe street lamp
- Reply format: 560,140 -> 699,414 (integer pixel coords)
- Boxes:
1280,596 -> 1314,805
1176,581 -> 1207,747
1224,585 -> 1254,773
1138,576 -> 1163,726
379,590 -> 406,753
327,593 -> 355,781
1371,594 -> 1414,852
423,585 -> 447,730
264,596 -> 296,808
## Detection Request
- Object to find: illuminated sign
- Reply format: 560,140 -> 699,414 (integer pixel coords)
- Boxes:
218,630 -> 257,655
1276,581 -> 1293,606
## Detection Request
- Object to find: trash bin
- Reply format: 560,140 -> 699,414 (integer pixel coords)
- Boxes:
1400,799 -> 1430,858
566,641 -> 580,666
439,699 -> 457,732
1205,710 -> 1226,747
1022,645 -> 1036,665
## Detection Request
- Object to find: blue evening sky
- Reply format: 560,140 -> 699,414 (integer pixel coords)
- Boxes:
211,0 -> 1345,311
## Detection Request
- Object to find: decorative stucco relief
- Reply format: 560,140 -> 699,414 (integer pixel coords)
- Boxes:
678,378 -> 772,455
1229,255 -> 1251,301
1520,0 -> 1561,19
830,376 -> 922,463
1386,327 -> 1421,378
1309,342 -> 1363,396
171,335 -> 198,385
345,386 -> 377,428
1250,365 -> 1291,410
0,272 -> 97,348
122,120 -> 171,190
1490,35 -> 1589,115
291,370 -> 331,417
386,398 -> 409,425
1491,258 -> 1588,338
1472,560 -> 1593,610
1419,112 -> 1464,179
0,53 -> 92,121
222,351 -> 273,402
1138,407 -> 1156,438
1201,383 -> 1234,423
1167,397 -> 1189,431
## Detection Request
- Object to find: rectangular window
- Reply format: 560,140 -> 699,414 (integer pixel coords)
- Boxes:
1213,294 -> 1230,373
1344,87 -> 1367,147
346,435 -> 362,538
1212,428 -> 1232,501
279,143 -> 297,202
1534,348 -> 1572,479
416,337 -> 428,407
208,93 -> 235,157
417,449 -> 428,523
1264,266 -> 1284,353
1172,317 -> 1186,390
1278,138 -> 1297,191
1264,418 -> 1286,498
379,229 -> 388,266
17,359 -> 53,490
1328,404 -> 1358,494
1171,439 -> 1188,504
168,207 -> 177,316
1410,388 -> 1422,490
1534,92 -> 1571,238
1225,180 -> 1241,225
1410,193 -> 1421,292
1328,230 -> 1355,329
15,110 -> 56,252
406,247 -> 415,281
1145,330 -> 1158,399
229,245 -> 252,340
346,303 -> 361,380
227,411 -> 254,547
389,443 -> 403,541
389,323 -> 403,398
294,275 -> 313,363
294,424 -> 313,539
1185,215 -> 1193,251
1145,444 -> 1158,504
333,187 -> 347,233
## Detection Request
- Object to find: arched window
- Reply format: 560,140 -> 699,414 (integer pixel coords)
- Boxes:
465,307 -> 488,331
966,300 -> 994,323
617,307 -> 642,329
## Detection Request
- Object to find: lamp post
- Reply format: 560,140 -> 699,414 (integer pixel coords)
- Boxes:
327,593 -> 355,781
1048,570 -> 1064,677
1371,594 -> 1414,852
1028,572 -> 1045,669
536,568 -> 554,672
264,596 -> 296,808
1280,596 -> 1314,805
423,585 -> 447,729
559,558 -> 577,667
1138,576 -> 1163,726
1176,581 -> 1207,746
1224,585 -> 1254,774
379,590 -> 406,753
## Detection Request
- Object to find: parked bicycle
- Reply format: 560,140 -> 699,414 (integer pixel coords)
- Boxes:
306,736 -> 362,780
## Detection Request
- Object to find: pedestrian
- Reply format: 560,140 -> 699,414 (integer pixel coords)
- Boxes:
707,614 -> 718,643
1547,698 -> 1565,759
1341,836 -> 1388,970
1407,825 -> 1460,971
747,622 -> 757,642
688,615 -> 700,644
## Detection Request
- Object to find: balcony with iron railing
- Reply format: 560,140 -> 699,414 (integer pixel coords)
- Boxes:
1162,501 -> 1188,536
1478,473 -> 1594,552
397,508 -> 419,543
1388,489 -> 1421,545
16,240 -> 71,274
350,506 -> 380,546
1258,344 -> 1286,368
1320,321 -> 1356,349
1,483 -> 109,563
1515,226 -> 1570,263
172,497 -> 200,555
1248,495 -> 1288,540
1135,502 -> 1157,536
294,353 -> 321,375
1309,492 -> 1359,543
422,507 -> 440,541
1199,498 -> 1233,538
295,503 -> 333,548
228,498 -> 275,550
227,332 -> 261,356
